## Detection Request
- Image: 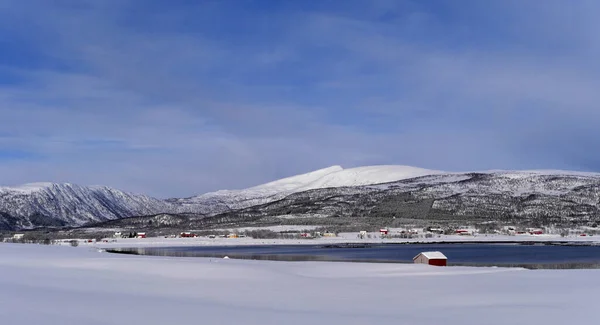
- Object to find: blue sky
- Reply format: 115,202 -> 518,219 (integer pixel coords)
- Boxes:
1,0 -> 600,198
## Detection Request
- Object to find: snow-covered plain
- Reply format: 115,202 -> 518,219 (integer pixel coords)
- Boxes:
0,243 -> 598,325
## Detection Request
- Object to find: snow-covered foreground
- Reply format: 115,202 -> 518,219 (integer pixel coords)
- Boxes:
1,243 -> 598,325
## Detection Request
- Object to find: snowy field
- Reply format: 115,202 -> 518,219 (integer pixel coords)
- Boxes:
88,233 -> 600,249
0,243 -> 598,325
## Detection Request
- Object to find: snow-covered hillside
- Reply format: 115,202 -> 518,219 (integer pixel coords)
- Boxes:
3,165 -> 600,230
1,165 -> 438,230
0,183 -> 174,230
148,170 -> 600,231
171,165 -> 441,214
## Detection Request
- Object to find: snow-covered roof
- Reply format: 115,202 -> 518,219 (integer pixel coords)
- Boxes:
414,251 -> 447,260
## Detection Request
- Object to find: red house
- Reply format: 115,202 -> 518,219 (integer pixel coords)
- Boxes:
455,229 -> 472,235
413,251 -> 448,266
379,228 -> 389,235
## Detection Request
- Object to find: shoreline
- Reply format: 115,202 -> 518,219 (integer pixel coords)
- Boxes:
102,241 -> 600,270
86,233 -> 600,249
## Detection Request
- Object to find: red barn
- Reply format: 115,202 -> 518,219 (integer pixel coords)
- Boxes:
413,251 -> 448,266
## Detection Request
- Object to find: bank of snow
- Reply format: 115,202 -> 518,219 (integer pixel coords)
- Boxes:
0,243 -> 598,325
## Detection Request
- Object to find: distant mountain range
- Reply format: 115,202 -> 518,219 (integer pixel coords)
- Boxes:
2,166 -> 600,231
0,183 -> 171,230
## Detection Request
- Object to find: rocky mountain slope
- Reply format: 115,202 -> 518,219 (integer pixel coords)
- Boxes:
0,183 -> 174,230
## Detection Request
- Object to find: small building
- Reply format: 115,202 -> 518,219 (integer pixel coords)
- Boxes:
413,251 -> 447,266
300,233 -> 312,238
455,229 -> 472,235
227,233 -> 238,239
428,227 -> 444,235
322,232 -> 336,237
12,234 -> 25,240
379,228 -> 389,235
359,230 -> 367,239
137,232 -> 147,239
180,232 -> 197,238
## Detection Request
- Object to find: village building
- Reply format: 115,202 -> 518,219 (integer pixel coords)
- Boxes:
527,228 -> 544,235
12,234 -> 25,240
413,251 -> 448,266
136,232 -> 146,238
455,229 -> 474,236
427,227 -> 444,234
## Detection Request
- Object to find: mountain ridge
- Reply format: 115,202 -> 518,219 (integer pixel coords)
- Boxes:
2,165 -> 600,231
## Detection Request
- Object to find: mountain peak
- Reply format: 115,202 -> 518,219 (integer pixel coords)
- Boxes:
250,165 -> 344,192
1,182 -> 55,194
293,165 -> 442,191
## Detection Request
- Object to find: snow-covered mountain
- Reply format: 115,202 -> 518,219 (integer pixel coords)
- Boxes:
0,165 -> 439,230
3,165 -> 600,231
169,165 -> 441,214
0,183 -> 174,230
165,170 -> 600,230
